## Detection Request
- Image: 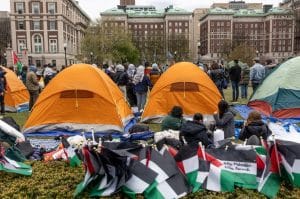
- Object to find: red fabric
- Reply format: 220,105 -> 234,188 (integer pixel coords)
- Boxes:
167,146 -> 178,157
197,147 -> 223,167
256,155 -> 265,170
12,51 -> 19,65
82,146 -> 95,174
176,160 -> 186,174
248,100 -> 272,116
270,145 -> 282,174
273,108 -> 300,119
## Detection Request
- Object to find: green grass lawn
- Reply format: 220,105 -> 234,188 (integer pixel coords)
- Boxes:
1,86 -> 300,198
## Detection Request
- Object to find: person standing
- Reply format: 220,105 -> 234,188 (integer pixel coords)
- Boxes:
229,60 -> 241,102
133,65 -> 152,112
126,64 -> 137,107
240,64 -> 250,99
26,65 -> 40,111
149,63 -> 161,86
209,61 -> 225,98
114,64 -> 128,99
250,58 -> 265,92
0,68 -> 7,115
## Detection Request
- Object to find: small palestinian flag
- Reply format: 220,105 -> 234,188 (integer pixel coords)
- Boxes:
258,143 -> 281,198
122,160 -> 158,198
201,145 -> 257,192
89,147 -> 131,197
255,145 -> 268,184
0,155 -> 32,176
74,146 -> 100,197
144,172 -> 190,199
174,145 -> 209,192
278,140 -> 300,187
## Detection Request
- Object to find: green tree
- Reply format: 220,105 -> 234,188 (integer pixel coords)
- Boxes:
227,43 -> 256,66
81,23 -> 139,64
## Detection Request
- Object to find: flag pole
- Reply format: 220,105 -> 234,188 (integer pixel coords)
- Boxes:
272,134 -> 281,177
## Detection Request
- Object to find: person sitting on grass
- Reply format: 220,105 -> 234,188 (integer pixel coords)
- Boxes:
161,106 -> 185,131
180,113 -> 211,147
239,111 -> 272,145
213,100 -> 236,139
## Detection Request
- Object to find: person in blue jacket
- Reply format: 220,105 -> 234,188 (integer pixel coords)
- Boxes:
133,65 -> 152,112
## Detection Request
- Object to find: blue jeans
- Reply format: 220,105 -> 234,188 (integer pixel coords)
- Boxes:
240,84 -> 248,99
136,92 -> 147,111
231,81 -> 239,101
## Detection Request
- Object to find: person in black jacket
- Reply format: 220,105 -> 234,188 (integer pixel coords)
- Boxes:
229,59 -> 241,102
180,113 -> 210,147
239,111 -> 272,145
114,64 -> 129,99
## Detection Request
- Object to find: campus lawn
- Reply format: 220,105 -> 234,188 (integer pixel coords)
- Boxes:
2,86 -> 300,198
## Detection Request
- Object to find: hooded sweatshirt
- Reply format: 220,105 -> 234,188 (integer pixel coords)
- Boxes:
239,121 -> 272,141
214,109 -> 236,138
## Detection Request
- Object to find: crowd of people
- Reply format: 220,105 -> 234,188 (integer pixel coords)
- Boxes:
160,101 -> 272,148
207,58 -> 276,102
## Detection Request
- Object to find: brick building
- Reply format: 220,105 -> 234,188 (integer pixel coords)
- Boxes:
200,7 -> 294,63
211,1 -> 263,10
9,0 -> 90,68
280,0 -> 300,55
101,4 -> 193,63
0,11 -> 11,65
120,0 -> 135,6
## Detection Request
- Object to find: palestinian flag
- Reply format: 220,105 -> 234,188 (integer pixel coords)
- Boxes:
141,147 -> 178,184
201,145 -> 257,192
89,147 -> 131,197
258,143 -> 281,198
174,145 -> 209,192
0,155 -> 32,176
122,160 -> 158,198
277,140 -> 300,187
144,172 -> 190,199
65,146 -> 81,167
12,51 -> 22,74
255,146 -> 267,184
143,147 -> 191,198
74,146 -> 100,197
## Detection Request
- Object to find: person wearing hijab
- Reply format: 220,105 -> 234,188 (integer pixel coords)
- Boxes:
133,65 -> 152,112
126,64 -> 137,106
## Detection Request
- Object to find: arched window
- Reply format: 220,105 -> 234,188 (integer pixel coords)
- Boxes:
33,34 -> 43,53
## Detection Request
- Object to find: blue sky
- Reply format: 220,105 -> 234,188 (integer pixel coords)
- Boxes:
0,0 -> 282,20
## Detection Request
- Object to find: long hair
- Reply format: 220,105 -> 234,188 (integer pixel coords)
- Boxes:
170,106 -> 183,119
218,100 -> 229,118
247,111 -> 262,123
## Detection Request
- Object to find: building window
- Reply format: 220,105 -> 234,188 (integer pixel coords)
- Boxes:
36,60 -> 41,67
33,34 -> 43,53
16,3 -> 24,14
52,60 -> 56,67
32,2 -> 40,14
49,21 -> 56,30
33,21 -> 40,30
48,2 -> 56,14
17,21 -> 25,30
17,39 -> 26,53
49,39 -> 57,53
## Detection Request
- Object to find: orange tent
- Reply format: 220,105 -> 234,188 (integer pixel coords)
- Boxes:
141,62 -> 222,122
1,66 -> 29,112
23,64 -> 133,135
